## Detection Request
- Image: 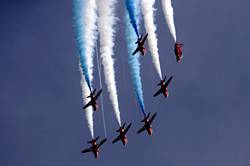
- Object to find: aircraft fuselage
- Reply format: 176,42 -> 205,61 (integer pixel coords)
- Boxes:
90,96 -> 98,111
139,44 -> 146,55
91,143 -> 99,158
174,43 -> 183,62
119,128 -> 128,145
160,81 -> 169,97
145,119 -> 153,136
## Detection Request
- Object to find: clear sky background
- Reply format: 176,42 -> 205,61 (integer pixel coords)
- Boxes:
1,0 -> 250,166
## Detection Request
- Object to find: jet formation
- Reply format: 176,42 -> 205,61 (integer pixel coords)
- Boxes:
79,6 -> 184,158
80,34 -> 183,158
74,0 -> 185,160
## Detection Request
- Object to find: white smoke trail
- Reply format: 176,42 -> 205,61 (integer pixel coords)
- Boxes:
75,0 -> 97,83
97,0 -> 122,126
79,63 -> 94,139
161,0 -> 176,42
141,0 -> 162,79
82,0 -> 98,83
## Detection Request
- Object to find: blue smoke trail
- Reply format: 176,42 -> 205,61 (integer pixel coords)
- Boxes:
73,0 -> 92,90
125,0 -> 140,38
125,0 -> 146,116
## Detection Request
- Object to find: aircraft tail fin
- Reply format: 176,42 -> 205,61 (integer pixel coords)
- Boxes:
147,112 -> 151,119
88,136 -> 99,143
157,76 -> 166,86
140,113 -> 150,122
122,123 -> 126,129
163,76 -> 166,82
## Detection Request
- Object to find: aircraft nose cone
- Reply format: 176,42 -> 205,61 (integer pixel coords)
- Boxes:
123,138 -> 128,145
149,128 -> 153,136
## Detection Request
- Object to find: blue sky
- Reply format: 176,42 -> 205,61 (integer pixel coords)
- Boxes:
1,0 -> 250,165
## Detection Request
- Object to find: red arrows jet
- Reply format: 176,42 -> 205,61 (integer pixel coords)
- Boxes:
174,42 -> 184,62
153,76 -> 173,98
112,123 -> 132,145
83,89 -> 102,111
81,136 -> 107,159
137,112 -> 157,136
132,33 -> 148,56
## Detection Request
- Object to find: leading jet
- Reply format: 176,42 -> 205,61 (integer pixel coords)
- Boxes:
112,123 -> 132,146
174,42 -> 184,62
132,33 -> 148,56
81,136 -> 107,159
137,112 -> 157,136
83,89 -> 102,111
153,76 -> 173,98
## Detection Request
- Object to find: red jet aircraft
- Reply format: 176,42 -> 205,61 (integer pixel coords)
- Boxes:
132,33 -> 148,56
154,76 -> 173,98
174,42 -> 184,62
137,112 -> 157,136
81,136 -> 107,159
112,123 -> 132,145
83,89 -> 102,111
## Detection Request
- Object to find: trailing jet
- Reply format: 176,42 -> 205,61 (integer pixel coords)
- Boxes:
153,76 -> 173,98
112,123 -> 132,145
137,112 -> 157,136
132,33 -> 148,56
81,136 -> 107,159
83,89 -> 102,111
174,42 -> 184,62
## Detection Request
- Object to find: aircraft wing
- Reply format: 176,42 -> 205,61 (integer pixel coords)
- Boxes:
132,47 -> 140,55
137,126 -> 146,134
124,123 -> 132,134
165,76 -> 173,87
141,33 -> 148,45
95,89 -> 102,99
112,136 -> 120,144
81,148 -> 92,153
91,89 -> 96,96
83,101 -> 92,109
153,88 -> 162,97
149,113 -> 157,124
98,138 -> 107,148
